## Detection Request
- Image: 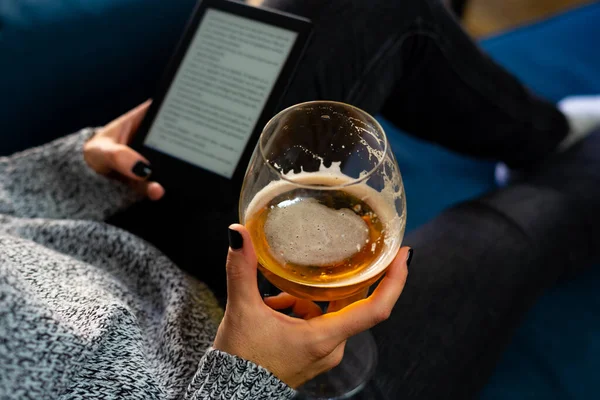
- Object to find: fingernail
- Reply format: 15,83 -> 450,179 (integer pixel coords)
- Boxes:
132,161 -> 152,178
228,228 -> 243,250
406,248 -> 414,268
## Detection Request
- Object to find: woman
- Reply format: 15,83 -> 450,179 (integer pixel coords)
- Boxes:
0,113 -> 410,399
2,0 -> 600,399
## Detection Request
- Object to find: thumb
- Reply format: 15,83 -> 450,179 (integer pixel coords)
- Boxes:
226,224 -> 262,307
102,141 -> 153,181
120,100 -> 152,144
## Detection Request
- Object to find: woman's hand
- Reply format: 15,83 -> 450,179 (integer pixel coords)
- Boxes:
213,224 -> 410,388
84,101 -> 165,200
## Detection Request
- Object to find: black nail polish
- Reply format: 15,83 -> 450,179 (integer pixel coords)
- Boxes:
406,249 -> 414,268
228,228 -> 243,250
132,161 -> 152,178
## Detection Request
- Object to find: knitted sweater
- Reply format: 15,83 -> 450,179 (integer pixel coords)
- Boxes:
0,130 -> 295,400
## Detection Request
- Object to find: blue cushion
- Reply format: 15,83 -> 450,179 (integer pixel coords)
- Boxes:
381,3 -> 600,398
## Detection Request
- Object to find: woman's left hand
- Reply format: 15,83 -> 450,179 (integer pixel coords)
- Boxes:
214,224 -> 410,388
84,100 -> 165,200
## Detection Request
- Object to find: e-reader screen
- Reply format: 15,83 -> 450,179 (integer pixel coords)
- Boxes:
143,8 -> 299,178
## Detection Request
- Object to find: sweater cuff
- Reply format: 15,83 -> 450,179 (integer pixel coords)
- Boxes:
60,128 -> 142,220
186,348 -> 296,400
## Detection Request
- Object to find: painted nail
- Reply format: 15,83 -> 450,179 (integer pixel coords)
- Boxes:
132,161 -> 152,178
228,228 -> 243,250
406,248 -> 414,268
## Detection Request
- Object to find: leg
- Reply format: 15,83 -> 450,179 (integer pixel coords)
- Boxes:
264,0 -> 568,167
365,130 -> 600,399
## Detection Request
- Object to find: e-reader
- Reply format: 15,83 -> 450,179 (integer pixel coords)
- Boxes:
130,0 -> 312,199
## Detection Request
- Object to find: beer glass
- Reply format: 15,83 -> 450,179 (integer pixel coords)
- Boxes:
239,101 -> 406,398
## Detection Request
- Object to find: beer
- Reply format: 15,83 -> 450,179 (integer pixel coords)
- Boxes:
244,171 -> 404,301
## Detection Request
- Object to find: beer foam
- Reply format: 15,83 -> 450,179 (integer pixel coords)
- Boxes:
245,169 -> 404,287
264,198 -> 369,267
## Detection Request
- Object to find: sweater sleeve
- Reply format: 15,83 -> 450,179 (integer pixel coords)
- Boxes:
185,349 -> 296,400
0,129 -> 141,221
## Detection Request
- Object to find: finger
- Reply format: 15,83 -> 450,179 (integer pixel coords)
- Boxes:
264,293 -> 323,320
328,287 -> 369,313
120,100 -> 152,143
226,224 -> 262,308
263,292 -> 295,309
311,247 -> 411,342
101,141 -> 153,181
98,100 -> 151,143
146,182 -> 165,201
129,181 -> 166,201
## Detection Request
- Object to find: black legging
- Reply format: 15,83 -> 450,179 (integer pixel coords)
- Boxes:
109,0 -> 600,398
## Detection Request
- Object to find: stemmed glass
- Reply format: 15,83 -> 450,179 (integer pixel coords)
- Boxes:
239,101 -> 406,399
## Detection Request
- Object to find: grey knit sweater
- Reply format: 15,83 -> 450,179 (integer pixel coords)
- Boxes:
0,130 -> 295,399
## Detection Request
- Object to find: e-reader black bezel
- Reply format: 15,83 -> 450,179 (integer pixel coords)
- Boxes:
130,0 -> 312,198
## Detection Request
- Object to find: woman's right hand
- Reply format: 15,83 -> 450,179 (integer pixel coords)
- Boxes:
213,224 -> 411,388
